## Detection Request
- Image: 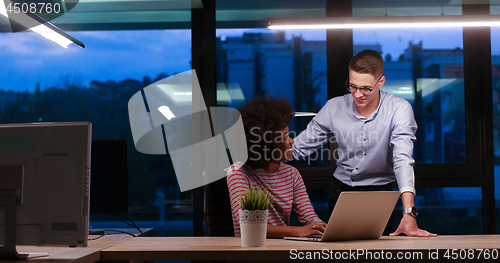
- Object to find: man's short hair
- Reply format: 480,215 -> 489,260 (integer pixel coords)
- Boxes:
348,49 -> 384,78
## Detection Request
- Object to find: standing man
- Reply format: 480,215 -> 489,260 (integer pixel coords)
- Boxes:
292,49 -> 436,237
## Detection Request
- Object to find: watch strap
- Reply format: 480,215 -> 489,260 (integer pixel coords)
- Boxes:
402,206 -> 418,217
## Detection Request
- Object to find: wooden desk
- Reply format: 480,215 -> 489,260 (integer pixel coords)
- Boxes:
1,234 -> 132,263
101,235 -> 500,261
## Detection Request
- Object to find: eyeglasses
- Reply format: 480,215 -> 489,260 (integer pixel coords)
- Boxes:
345,76 -> 382,95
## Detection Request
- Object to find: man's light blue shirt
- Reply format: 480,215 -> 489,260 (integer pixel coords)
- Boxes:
292,90 -> 417,194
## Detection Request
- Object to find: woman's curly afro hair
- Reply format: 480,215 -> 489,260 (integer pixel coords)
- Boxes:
237,95 -> 295,170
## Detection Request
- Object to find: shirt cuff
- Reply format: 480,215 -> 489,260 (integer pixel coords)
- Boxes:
399,186 -> 416,195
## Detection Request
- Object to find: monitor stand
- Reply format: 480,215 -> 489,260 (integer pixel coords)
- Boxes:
0,190 -> 48,259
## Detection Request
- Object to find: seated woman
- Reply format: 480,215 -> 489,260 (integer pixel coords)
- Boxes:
227,95 -> 326,238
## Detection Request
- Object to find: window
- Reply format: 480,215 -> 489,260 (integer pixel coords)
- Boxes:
0,29 -> 193,236
351,26 -> 482,233
490,26 -> 500,234
216,28 -> 329,166
353,28 -> 466,164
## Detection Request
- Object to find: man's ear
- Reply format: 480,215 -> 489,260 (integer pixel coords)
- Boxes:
379,76 -> 386,86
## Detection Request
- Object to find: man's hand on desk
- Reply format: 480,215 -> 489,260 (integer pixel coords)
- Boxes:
390,214 -> 437,237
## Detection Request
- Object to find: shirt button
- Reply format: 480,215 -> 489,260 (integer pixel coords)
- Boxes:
356,167 -> 359,170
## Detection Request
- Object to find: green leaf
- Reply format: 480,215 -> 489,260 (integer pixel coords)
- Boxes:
238,187 -> 273,211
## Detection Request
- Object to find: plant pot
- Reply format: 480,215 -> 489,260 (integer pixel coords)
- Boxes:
239,209 -> 268,247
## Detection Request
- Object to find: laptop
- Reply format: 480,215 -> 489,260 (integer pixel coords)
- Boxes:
285,191 -> 400,242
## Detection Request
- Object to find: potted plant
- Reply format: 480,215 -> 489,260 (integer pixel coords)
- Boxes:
238,187 -> 273,247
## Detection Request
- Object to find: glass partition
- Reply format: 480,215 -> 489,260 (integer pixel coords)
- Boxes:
216,28 -> 329,166
0,29 -> 193,236
352,27 -> 480,233
397,187 -> 482,234
491,24 -> 500,235
353,28 -> 465,165
352,0 -> 462,16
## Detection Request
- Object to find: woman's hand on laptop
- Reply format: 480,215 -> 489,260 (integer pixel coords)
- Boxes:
299,221 -> 327,237
267,222 -> 327,238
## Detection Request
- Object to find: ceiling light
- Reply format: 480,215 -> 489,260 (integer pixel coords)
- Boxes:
295,112 -> 317,117
0,0 -> 84,48
268,15 -> 500,30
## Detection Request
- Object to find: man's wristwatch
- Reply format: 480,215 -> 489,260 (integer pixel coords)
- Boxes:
402,206 -> 418,217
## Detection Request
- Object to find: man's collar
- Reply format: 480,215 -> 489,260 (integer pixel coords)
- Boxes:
351,90 -> 385,121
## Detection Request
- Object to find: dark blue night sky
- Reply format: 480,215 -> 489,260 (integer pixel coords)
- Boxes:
0,27 -> 474,92
0,29 -> 192,92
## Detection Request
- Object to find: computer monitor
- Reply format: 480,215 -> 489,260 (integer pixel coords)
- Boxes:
0,122 -> 91,257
